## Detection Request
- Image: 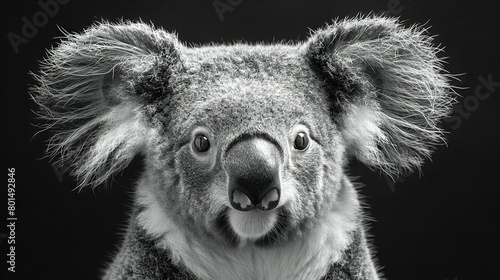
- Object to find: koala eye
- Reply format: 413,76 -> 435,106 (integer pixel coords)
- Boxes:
294,132 -> 310,151
193,134 -> 211,152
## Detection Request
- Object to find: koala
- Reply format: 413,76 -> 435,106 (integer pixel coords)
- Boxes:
32,16 -> 454,280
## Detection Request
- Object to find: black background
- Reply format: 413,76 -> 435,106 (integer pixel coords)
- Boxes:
2,0 -> 499,279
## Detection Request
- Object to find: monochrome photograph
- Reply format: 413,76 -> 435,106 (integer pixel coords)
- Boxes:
2,1 -> 499,279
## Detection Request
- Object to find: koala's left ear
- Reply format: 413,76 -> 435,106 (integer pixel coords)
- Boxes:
32,21 -> 181,188
304,16 -> 455,176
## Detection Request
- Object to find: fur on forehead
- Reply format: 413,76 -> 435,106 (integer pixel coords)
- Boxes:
161,45 -> 333,138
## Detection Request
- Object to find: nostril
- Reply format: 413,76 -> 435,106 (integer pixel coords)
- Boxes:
256,188 -> 280,211
230,187 -> 280,212
231,189 -> 255,211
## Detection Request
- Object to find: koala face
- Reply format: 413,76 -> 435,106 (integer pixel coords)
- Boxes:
33,17 -> 453,253
146,46 -> 347,246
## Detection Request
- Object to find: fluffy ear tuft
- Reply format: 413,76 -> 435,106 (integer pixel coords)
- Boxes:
305,16 -> 455,176
32,21 -> 181,188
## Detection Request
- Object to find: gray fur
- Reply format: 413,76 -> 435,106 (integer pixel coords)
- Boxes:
32,15 -> 454,279
306,16 -> 454,176
103,221 -> 376,280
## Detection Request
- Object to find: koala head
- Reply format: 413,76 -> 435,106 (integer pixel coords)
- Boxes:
33,16 -> 453,248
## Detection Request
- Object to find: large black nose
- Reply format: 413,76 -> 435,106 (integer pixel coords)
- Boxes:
225,137 -> 281,212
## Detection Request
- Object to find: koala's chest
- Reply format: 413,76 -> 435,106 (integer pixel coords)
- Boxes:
163,220 -> 350,280
174,244 -> 336,280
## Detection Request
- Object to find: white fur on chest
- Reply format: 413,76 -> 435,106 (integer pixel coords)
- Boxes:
136,180 -> 359,280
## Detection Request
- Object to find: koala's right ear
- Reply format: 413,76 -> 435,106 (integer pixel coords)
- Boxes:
304,16 -> 455,177
32,21 -> 181,188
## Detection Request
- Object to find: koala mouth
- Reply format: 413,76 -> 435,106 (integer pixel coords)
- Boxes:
228,208 -> 278,241
214,207 -> 290,247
